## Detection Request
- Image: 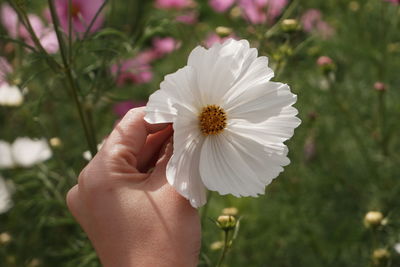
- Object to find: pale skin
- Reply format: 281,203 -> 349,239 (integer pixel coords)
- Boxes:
66,107 -> 200,266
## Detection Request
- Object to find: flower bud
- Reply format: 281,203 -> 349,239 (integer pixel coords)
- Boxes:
210,241 -> 224,250
364,211 -> 384,228
349,1 -> 360,12
215,26 -> 233,38
222,207 -> 238,216
374,82 -> 386,92
372,248 -> 390,265
230,6 -> 242,19
317,56 -> 335,73
28,258 -> 41,267
281,19 -> 300,32
49,137 -> 62,148
0,232 -> 11,245
217,215 -> 236,231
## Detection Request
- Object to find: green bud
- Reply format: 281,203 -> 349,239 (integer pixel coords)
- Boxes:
372,248 -> 390,266
364,211 -> 384,228
215,26 -> 233,38
217,215 -> 236,231
281,19 -> 300,32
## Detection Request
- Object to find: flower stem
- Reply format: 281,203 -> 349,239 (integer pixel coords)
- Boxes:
377,92 -> 388,156
47,0 -> 98,156
216,230 -> 230,267
9,2 -> 60,70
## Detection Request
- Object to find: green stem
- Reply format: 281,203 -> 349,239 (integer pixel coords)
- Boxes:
47,0 -> 98,156
327,79 -> 378,178
265,0 -> 299,38
82,0 -> 108,40
9,1 -> 61,71
216,230 -> 230,267
377,92 -> 388,156
68,0 -> 73,64
201,192 -> 213,227
0,35 -> 36,51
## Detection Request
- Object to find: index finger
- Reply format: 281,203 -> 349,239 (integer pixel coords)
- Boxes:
102,107 -> 169,165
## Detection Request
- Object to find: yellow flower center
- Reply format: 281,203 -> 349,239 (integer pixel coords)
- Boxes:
199,105 -> 227,136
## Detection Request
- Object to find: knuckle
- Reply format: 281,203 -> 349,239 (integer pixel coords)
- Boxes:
66,185 -> 79,214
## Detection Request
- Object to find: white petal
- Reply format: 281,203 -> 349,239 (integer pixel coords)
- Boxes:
167,108 -> 207,208
222,56 -> 274,106
187,39 -> 258,105
225,130 -> 289,185
145,66 -> 198,124
229,106 -> 301,145
199,133 -> 266,197
0,141 -> 14,168
11,138 -> 52,167
226,82 -> 297,123
0,175 -> 13,214
0,84 -> 23,107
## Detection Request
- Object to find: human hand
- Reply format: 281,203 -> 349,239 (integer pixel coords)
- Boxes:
66,108 -> 201,267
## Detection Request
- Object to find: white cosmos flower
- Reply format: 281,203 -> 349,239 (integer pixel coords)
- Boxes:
0,141 -> 14,168
145,39 -> 301,208
0,138 -> 52,168
0,175 -> 13,214
0,83 -> 23,107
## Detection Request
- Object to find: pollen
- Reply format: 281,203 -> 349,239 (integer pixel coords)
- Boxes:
199,105 -> 227,136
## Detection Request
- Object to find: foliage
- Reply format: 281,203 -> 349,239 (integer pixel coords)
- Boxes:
0,0 -> 399,266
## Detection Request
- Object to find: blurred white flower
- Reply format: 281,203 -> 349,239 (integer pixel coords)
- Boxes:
0,141 -> 14,168
145,39 -> 300,207
0,175 -> 13,214
0,138 -> 52,168
394,243 -> 400,254
83,140 -> 105,161
0,83 -> 23,107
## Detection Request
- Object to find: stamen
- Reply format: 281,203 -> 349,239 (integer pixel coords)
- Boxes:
199,105 -> 227,136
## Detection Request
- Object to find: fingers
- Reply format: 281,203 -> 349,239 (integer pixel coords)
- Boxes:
150,138 -> 173,184
136,125 -> 173,173
102,107 -> 169,169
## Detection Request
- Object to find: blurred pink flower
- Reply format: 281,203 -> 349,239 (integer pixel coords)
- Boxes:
134,49 -> 159,64
209,0 -> 236,13
384,0 -> 400,4
39,31 -> 59,54
20,15 -> 59,54
152,37 -> 180,57
301,9 -> 321,32
1,3 -> 19,38
0,4 -> 59,53
374,82 -> 386,91
316,21 -> 334,39
0,57 -> 12,86
113,100 -> 147,118
111,58 -> 153,87
301,9 -> 334,39
155,0 -> 193,9
55,0 -> 105,33
239,0 -> 288,24
176,11 -> 198,24
317,56 -> 333,66
203,33 -> 237,48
